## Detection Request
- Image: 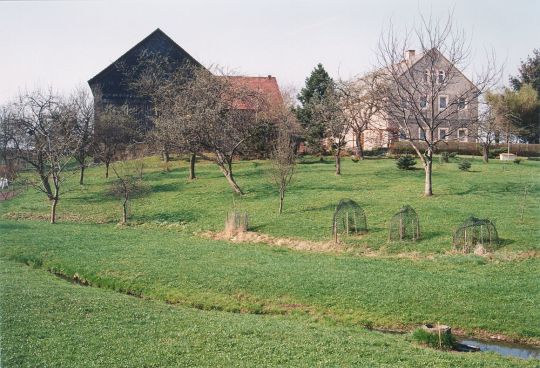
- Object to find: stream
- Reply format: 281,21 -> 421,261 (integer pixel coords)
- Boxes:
458,338 -> 540,360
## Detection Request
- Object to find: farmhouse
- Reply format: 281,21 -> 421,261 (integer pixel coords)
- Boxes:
88,28 -> 281,132
346,48 -> 479,151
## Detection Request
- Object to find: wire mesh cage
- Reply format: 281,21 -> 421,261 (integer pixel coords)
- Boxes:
452,216 -> 499,252
388,205 -> 420,241
332,199 -> 367,242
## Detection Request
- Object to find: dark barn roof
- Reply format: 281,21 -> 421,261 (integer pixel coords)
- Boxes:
88,28 -> 203,99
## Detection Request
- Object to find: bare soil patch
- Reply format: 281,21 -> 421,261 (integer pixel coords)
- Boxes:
201,230 -> 346,254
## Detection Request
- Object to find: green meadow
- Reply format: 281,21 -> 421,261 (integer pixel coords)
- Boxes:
1,156 -> 539,366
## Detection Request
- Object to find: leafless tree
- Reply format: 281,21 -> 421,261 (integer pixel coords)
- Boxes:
269,92 -> 300,214
68,88 -> 94,185
374,13 -> 500,195
110,159 -> 146,224
337,74 -> 382,159
9,90 -> 77,223
121,50 -> 198,163
93,105 -> 138,178
166,67 -> 268,194
312,84 -> 349,175
468,99 -> 501,163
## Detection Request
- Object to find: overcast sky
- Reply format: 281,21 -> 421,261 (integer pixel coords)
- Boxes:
0,0 -> 538,102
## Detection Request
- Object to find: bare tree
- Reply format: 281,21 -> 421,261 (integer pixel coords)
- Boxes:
121,50 -> 198,163
93,105 -> 138,178
269,92 -> 300,214
337,74 -> 382,159
167,67 -> 268,194
468,99 -> 500,163
312,84 -> 349,175
68,88 -> 94,185
9,90 -> 77,223
110,159 -> 146,224
374,13 -> 500,195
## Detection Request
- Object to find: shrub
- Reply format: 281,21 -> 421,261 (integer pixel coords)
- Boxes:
412,328 -> 456,350
488,147 -> 508,159
458,160 -> 471,171
439,152 -> 450,163
514,158 -> 522,164
351,156 -> 360,163
396,155 -> 417,170
448,152 -> 458,158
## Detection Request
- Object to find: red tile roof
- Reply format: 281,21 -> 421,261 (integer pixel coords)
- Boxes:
220,75 -> 282,110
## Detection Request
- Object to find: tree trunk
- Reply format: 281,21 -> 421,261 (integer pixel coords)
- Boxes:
279,188 -> 285,214
79,165 -> 85,185
105,162 -> 110,179
482,145 -> 489,163
217,161 -> 243,194
39,173 -> 54,200
423,154 -> 433,197
162,148 -> 170,162
356,132 -> 364,160
122,197 -> 128,224
335,150 -> 341,175
50,197 -> 58,224
189,153 -> 196,180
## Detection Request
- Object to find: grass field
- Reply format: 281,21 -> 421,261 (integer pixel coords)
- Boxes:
1,155 -> 539,366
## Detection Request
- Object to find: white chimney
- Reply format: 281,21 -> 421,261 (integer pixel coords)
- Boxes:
405,50 -> 416,61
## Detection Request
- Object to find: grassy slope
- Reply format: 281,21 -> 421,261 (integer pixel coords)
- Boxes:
1,260 -> 535,368
1,156 -> 539,366
2,156 -> 539,253
1,220 -> 539,341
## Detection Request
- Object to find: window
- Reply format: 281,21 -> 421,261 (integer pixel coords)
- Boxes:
419,96 -> 427,109
424,70 -> 430,83
439,95 -> 448,110
419,128 -> 426,140
439,128 -> 449,141
399,130 -> 407,140
438,70 -> 445,84
458,129 -> 467,142
458,98 -> 466,110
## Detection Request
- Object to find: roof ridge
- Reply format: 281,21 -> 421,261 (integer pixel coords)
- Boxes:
88,28 -> 202,84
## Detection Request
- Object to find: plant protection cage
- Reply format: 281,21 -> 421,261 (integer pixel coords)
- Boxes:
224,211 -> 249,236
452,216 -> 499,252
332,199 -> 367,242
388,205 -> 420,241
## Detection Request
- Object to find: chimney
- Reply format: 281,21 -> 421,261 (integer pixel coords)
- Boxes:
405,50 -> 416,61
267,75 -> 272,79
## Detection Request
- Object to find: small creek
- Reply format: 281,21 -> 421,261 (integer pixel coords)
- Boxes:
458,338 -> 540,360
45,269 -> 540,361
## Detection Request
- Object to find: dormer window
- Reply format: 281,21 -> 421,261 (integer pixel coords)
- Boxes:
438,70 -> 445,83
458,98 -> 466,110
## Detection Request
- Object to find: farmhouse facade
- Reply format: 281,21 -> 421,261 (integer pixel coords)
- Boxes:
345,48 -> 479,151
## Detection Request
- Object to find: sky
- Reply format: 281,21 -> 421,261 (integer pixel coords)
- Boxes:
0,0 -> 538,102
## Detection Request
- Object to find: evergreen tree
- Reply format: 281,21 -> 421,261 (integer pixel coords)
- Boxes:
510,49 -> 540,94
295,64 -> 334,155
509,49 -> 540,143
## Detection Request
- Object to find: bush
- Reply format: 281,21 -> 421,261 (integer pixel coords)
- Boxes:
514,158 -> 522,164
488,147 -> 508,159
440,152 -> 450,163
448,152 -> 458,158
412,328 -> 456,350
351,156 -> 360,163
396,155 -> 417,170
458,160 -> 471,171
